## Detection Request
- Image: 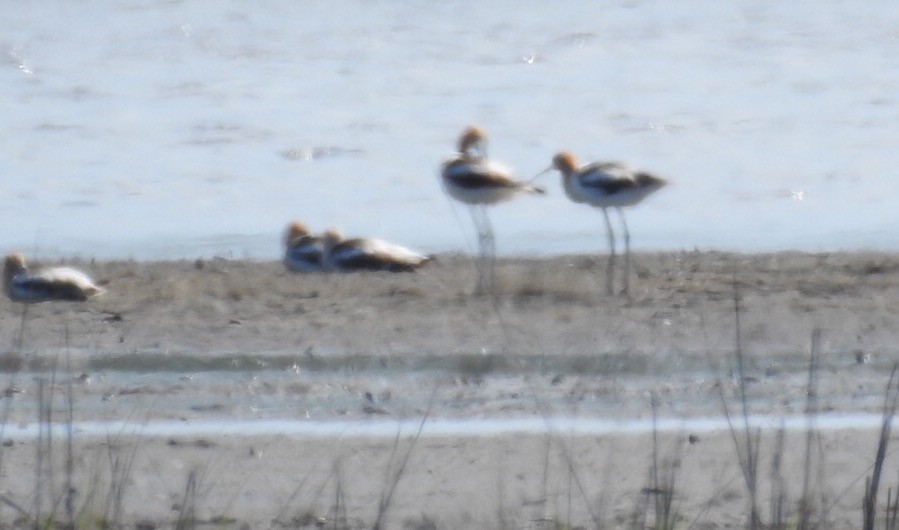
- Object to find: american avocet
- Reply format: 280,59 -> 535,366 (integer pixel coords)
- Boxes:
538,151 -> 667,295
4,253 -> 105,303
441,126 -> 544,293
283,221 -> 324,272
322,228 -> 432,273
455,125 -> 489,160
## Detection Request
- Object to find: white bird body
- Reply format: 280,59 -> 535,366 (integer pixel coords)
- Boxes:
4,253 -> 104,303
441,157 -> 543,205
322,229 -> 431,273
562,161 -> 666,208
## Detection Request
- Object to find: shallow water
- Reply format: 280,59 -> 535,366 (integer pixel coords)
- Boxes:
2,413 -> 887,440
2,348 -> 891,434
4,1 -> 899,259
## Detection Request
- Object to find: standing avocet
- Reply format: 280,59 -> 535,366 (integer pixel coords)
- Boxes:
4,253 -> 105,303
538,151 -> 667,295
440,126 -> 544,293
283,221 -> 324,272
321,228 -> 432,273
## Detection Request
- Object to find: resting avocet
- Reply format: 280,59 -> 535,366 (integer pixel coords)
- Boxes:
4,253 -> 105,303
440,126 -> 544,292
322,228 -> 431,273
283,221 -> 324,272
538,151 -> 667,295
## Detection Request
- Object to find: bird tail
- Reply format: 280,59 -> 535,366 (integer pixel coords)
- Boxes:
86,284 -> 106,298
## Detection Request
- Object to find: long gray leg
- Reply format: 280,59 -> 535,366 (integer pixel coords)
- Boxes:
602,207 -> 615,295
482,208 -> 496,294
617,207 -> 631,296
470,206 -> 494,294
15,303 -> 29,353
469,206 -> 486,293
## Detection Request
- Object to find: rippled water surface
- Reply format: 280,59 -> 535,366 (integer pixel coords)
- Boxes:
4,1 -> 899,259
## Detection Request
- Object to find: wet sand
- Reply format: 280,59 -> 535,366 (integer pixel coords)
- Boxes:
1,251 -> 899,528
5,250 -> 899,362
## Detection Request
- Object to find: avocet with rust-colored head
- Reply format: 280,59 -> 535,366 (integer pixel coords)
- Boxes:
538,151 -> 667,296
321,228 -> 432,273
4,253 -> 105,303
441,126 -> 543,206
440,126 -> 544,293
283,221 -> 324,272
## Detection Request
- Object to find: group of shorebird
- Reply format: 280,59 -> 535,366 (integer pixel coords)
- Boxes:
439,126 -> 667,294
3,126 -> 667,305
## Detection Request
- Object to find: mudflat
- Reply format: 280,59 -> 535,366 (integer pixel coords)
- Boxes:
5,250 -> 899,362
1,251 -> 898,528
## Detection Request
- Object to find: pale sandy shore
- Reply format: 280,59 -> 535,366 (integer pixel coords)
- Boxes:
0,251 -> 898,528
